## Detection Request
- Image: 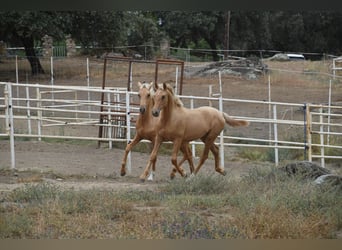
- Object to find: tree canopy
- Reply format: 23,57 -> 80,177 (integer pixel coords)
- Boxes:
1,11 -> 342,74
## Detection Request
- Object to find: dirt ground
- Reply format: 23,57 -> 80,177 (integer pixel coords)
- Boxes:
1,59 -> 341,192
0,140 -> 269,192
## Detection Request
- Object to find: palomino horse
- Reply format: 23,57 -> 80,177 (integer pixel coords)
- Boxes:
139,82 -> 249,181
120,82 -> 194,180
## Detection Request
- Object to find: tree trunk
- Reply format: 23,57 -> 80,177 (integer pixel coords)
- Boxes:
21,36 -> 45,75
207,39 -> 219,61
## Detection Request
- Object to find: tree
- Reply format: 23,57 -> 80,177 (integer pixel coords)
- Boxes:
0,11 -> 68,75
126,11 -> 162,59
156,11 -> 225,61
66,11 -> 128,53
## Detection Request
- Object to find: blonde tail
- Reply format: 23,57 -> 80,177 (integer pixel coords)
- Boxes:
222,112 -> 249,127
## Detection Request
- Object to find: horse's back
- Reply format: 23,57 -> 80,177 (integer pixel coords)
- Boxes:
181,106 -> 225,139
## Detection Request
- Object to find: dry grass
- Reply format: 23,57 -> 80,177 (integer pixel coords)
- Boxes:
1,170 -> 341,239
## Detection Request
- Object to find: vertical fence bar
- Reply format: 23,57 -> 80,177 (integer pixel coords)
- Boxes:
175,66 -> 179,94
126,91 -> 131,174
7,83 -> 16,169
306,104 -> 312,162
74,91 -> 78,121
107,92 -> 112,149
303,103 -> 307,160
50,56 -> 55,109
208,85 -> 213,107
86,57 -> 91,119
268,74 -> 272,144
4,84 -> 9,135
327,79 -> 332,145
15,55 -> 19,106
319,107 -> 325,167
25,85 -> 32,134
218,71 -> 225,169
36,84 -> 42,141
273,104 -> 279,166
190,98 -> 196,158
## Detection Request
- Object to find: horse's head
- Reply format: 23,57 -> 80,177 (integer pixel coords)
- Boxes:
137,81 -> 153,114
152,82 -> 171,117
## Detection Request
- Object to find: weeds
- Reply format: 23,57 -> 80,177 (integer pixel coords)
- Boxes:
0,168 -> 341,239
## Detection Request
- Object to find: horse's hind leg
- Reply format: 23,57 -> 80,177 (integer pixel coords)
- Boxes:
193,142 -> 211,175
210,143 -> 226,176
193,134 -> 218,175
170,142 -> 194,179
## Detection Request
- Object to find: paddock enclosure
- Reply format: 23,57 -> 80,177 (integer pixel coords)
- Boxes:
1,55 -> 341,175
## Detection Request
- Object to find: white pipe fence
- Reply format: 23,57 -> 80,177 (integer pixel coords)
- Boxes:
1,81 -> 341,172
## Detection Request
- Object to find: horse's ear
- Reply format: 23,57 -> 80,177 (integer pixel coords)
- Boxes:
137,81 -> 142,88
148,82 -> 153,90
163,82 -> 167,90
153,81 -> 158,91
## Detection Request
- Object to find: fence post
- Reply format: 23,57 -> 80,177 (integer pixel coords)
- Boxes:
86,57 -> 91,119
190,98 -> 196,158
218,71 -> 224,169
107,92 -> 112,149
208,85 -> 213,107
7,82 -> 16,169
25,85 -> 32,134
50,56 -> 55,110
273,104 -> 279,166
126,91 -> 131,174
327,79 -> 332,145
319,106 -> 325,167
306,104 -> 312,161
36,84 -> 42,141
4,84 -> 9,135
15,55 -> 19,106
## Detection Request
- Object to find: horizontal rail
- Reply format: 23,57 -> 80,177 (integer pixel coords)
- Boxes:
1,81 -> 342,170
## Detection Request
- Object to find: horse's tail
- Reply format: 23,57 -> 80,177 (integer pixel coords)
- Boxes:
222,112 -> 249,127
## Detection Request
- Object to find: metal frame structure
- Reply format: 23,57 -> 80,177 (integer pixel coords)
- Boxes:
97,56 -> 184,147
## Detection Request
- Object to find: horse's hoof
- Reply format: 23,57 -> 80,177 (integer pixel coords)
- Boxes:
170,174 -> 176,180
185,173 -> 195,182
221,170 -> 227,176
139,177 -> 146,183
120,172 -> 126,177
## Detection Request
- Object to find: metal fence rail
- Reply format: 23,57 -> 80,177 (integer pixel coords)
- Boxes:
1,81 -> 341,172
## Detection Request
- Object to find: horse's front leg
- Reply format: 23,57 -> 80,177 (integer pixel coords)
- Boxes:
170,139 -> 187,178
140,136 -> 162,182
120,135 -> 141,176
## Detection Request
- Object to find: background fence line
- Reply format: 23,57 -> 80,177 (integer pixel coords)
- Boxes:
1,81 -> 341,172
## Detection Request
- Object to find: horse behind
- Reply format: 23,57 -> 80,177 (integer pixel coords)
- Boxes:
139,82 -> 249,181
120,81 -> 194,181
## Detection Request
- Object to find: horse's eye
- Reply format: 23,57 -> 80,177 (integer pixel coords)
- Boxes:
147,94 -> 150,98
138,94 -> 141,98
161,95 -> 165,100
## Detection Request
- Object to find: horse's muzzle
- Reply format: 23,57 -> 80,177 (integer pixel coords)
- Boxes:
152,109 -> 160,117
139,106 -> 146,114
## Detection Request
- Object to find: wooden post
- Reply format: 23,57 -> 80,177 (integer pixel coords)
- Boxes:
306,104 -> 312,161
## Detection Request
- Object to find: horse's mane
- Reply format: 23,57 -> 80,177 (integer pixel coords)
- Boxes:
163,83 -> 183,107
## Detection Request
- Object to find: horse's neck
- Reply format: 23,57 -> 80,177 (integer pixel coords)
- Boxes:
160,96 -> 178,126
139,100 -> 154,126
